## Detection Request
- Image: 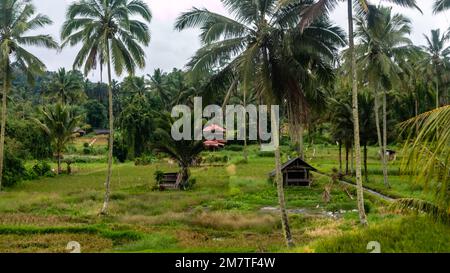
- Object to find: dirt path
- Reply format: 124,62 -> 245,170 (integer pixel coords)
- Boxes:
315,171 -> 395,202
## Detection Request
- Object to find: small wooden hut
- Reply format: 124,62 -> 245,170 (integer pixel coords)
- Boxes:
269,157 -> 317,187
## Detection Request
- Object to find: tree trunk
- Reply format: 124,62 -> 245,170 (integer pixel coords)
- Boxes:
339,141 -> 342,174
436,78 -> 439,109
364,144 -> 368,183
271,108 -> 294,248
415,98 -> 419,132
347,0 -> 368,226
100,41 -> 114,215
299,124 -> 305,160
345,144 -> 349,175
350,143 -> 354,176
243,83 -> 248,161
0,63 -> 9,191
57,151 -> 62,175
374,89 -> 389,188
382,90 -> 390,188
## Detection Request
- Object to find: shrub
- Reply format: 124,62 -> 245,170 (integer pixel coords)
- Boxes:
83,147 -> 92,155
3,149 -> 27,188
154,170 -> 165,185
257,151 -> 275,157
225,145 -> 244,152
203,154 -> 229,164
32,161 -> 53,177
182,177 -> 197,190
135,155 -> 157,166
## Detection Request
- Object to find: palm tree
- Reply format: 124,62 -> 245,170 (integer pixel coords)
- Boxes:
46,68 -> 86,105
421,29 -> 450,109
0,0 -> 58,191
152,113 -> 204,186
148,69 -> 170,106
299,0 -> 421,226
176,0 -> 345,247
33,104 -> 82,174
355,6 -> 414,188
61,0 -> 152,215
397,105 -> 450,222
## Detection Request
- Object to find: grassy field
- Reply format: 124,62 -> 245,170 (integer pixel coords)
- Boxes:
0,140 -> 449,253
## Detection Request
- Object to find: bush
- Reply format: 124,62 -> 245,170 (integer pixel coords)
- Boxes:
3,149 -> 27,188
203,154 -> 229,164
257,151 -> 275,157
154,170 -> 165,185
113,134 -> 128,163
225,145 -> 244,152
135,155 -> 157,166
182,177 -> 197,190
32,161 -> 53,177
83,147 -> 92,155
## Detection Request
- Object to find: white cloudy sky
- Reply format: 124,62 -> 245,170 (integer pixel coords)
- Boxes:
29,0 -> 450,81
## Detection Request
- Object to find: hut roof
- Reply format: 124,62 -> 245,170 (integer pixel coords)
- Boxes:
269,157 -> 317,177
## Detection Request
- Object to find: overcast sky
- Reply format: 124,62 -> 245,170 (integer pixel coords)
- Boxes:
29,0 -> 450,81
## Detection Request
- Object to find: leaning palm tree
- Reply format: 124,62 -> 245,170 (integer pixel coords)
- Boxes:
421,29 -> 450,109
299,0 -> 421,226
176,0 -> 345,247
0,0 -> 59,191
355,6 -> 414,188
33,104 -> 82,174
395,105 -> 450,222
61,0 -> 152,214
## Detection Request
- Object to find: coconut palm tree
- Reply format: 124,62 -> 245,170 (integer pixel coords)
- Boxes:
176,0 -> 345,247
148,69 -> 170,106
299,0 -> 421,226
355,6 -> 414,188
61,0 -> 152,214
396,105 -> 450,222
0,0 -> 59,191
33,104 -> 82,174
46,68 -> 86,105
421,29 -> 450,109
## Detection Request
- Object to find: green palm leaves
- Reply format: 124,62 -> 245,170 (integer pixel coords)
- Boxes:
33,104 -> 82,174
61,0 -> 152,76
434,0 -> 450,13
0,0 -> 58,190
0,0 -> 58,81
399,105 -> 450,221
46,68 -> 86,105
61,0 -> 152,215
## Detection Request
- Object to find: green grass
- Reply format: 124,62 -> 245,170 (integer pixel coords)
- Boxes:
0,145 -> 448,253
312,216 -> 450,253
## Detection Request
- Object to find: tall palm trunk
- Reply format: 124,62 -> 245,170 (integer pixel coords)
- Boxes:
271,107 -> 294,248
364,144 -> 368,183
374,89 -> 389,187
243,83 -> 248,161
339,141 -> 342,173
299,124 -> 305,160
436,78 -> 439,109
57,151 -> 62,175
345,143 -> 349,175
347,0 -> 368,226
382,89 -> 390,188
350,143 -> 354,176
101,41 -> 114,215
0,60 -> 9,191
